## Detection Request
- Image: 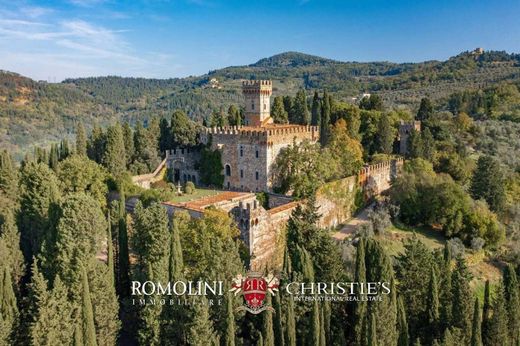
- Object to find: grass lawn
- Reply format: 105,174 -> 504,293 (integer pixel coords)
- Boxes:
378,221 -> 445,257
167,188 -> 221,203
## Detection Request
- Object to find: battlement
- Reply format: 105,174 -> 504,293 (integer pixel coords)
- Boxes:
242,80 -> 272,87
399,120 -> 421,133
203,125 -> 319,138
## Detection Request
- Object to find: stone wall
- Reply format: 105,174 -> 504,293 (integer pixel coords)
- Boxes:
165,147 -> 201,184
201,125 -> 318,192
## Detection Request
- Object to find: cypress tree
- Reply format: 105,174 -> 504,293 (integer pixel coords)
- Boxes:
284,294 -> 296,346
188,296 -> 216,346
417,97 -> 433,121
488,284 -> 509,345
440,244 -> 453,329
311,91 -> 321,126
117,189 -> 130,297
257,331 -> 264,346
426,267 -> 440,338
169,212 -> 185,282
311,296 -> 320,346
224,291 -> 235,346
451,256 -> 472,342
422,128 -> 435,161
470,298 -> 482,346
353,238 -> 367,346
397,296 -> 409,346
271,96 -> 289,124
103,124 -> 127,177
273,291 -> 284,346
106,213 -> 115,288
320,90 -> 331,146
76,122 -> 87,156
482,280 -> 492,346
0,150 -> 19,202
323,299 -> 331,345
376,113 -> 394,154
122,123 -> 134,166
293,89 -> 310,125
262,294 -> 275,346
81,267 -> 98,346
367,312 -> 377,346
60,139 -> 71,160
49,143 -> 59,171
28,262 -> 75,345
503,264 -> 520,344
19,162 -> 60,263
319,302 -> 326,346
0,264 -> 17,344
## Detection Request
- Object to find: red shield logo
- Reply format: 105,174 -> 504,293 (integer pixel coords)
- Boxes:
230,272 -> 279,314
243,276 -> 267,309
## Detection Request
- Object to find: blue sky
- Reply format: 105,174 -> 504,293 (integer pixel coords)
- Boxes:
0,0 -> 519,81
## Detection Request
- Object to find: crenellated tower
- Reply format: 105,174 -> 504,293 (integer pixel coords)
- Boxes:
242,80 -> 273,127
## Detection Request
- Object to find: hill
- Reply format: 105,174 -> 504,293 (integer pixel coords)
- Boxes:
2,49 -> 520,158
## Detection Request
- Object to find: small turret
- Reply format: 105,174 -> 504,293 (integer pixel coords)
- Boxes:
242,80 -> 273,127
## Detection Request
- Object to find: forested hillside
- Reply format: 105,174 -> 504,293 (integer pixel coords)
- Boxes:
2,49 -> 520,158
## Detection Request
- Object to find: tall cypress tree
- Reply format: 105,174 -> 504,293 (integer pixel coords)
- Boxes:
284,294 -> 296,346
169,212 -> 185,282
488,284 -> 509,345
106,214 -> 115,289
293,89 -> 310,125
224,291 -> 235,346
481,280 -> 492,346
262,294 -> 275,346
426,267 -> 440,339
271,96 -> 289,124
367,312 -> 378,346
0,264 -> 17,344
311,91 -> 321,126
0,150 -> 19,202
273,291 -> 284,346
188,296 -> 216,346
319,302 -> 326,346
122,123 -> 134,166
397,296 -> 409,346
117,189 -> 130,297
470,298 -> 482,346
503,264 -> 520,344
103,124 -> 127,177
451,256 -> 473,342
439,244 -> 453,330
311,296 -> 320,346
76,122 -> 87,156
81,267 -> 98,346
320,91 -> 331,146
353,238 -> 367,346
323,299 -> 331,345
376,113 -> 394,154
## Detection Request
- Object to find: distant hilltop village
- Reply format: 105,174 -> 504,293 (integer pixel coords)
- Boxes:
132,80 -> 410,269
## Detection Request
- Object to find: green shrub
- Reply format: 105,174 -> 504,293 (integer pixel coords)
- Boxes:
185,181 -> 195,194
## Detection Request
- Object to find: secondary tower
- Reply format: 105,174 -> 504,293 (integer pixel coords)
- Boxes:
242,80 -> 273,126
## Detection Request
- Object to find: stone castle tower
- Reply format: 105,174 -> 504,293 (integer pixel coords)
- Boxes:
398,120 -> 421,154
242,80 -> 273,127
166,80 -> 319,192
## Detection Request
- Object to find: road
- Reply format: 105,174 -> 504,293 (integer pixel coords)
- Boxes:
331,204 -> 372,241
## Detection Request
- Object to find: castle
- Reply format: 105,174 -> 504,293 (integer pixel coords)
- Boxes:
131,80 -> 403,270
166,80 -> 319,192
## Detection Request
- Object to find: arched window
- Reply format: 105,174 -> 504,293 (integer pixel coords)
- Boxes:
225,164 -> 231,176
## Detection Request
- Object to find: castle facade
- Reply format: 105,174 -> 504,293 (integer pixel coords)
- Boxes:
167,80 -> 319,192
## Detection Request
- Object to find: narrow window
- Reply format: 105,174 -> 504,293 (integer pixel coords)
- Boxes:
225,164 -> 231,176
255,150 -> 259,158
251,102 -> 255,110
240,169 -> 244,178
255,171 -> 259,180
240,146 -> 243,157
